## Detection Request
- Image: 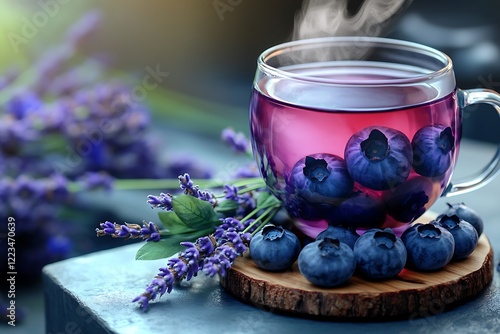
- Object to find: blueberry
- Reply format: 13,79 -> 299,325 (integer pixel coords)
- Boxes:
353,228 -> 407,280
328,190 -> 386,228
383,176 -> 435,223
344,126 -> 412,190
298,237 -> 356,287
401,223 -> 455,271
289,153 -> 354,205
250,224 -> 301,271
438,202 -> 484,236
434,215 -> 478,260
315,225 -> 359,249
285,197 -> 333,221
412,125 -> 455,177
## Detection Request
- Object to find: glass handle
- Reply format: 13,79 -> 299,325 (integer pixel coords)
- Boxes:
444,88 -> 500,197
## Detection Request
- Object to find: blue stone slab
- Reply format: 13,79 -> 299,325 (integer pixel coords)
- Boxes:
43,140 -> 500,333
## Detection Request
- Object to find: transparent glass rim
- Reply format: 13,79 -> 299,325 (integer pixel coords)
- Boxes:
257,36 -> 454,87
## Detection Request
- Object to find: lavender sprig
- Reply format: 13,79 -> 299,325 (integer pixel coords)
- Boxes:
132,235 -> 218,310
147,192 -> 173,211
224,185 -> 256,215
96,221 -> 161,242
203,231 -> 251,277
146,173 -> 218,210
178,173 -> 217,206
132,216 -> 259,310
221,127 -> 251,154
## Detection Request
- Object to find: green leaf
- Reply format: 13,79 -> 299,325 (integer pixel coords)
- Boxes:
135,227 -> 214,260
172,195 -> 219,229
135,239 -> 183,260
215,199 -> 239,213
157,211 -> 197,235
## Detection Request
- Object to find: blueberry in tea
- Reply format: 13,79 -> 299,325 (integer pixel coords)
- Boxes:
344,126 -> 412,190
289,153 -> 353,205
284,197 -> 334,221
401,223 -> 455,271
353,228 -> 407,280
438,202 -> 484,237
250,224 -> 301,271
412,125 -> 455,177
298,237 -> 356,287
328,191 -> 386,228
383,176 -> 434,223
434,215 -> 478,260
315,225 -> 359,249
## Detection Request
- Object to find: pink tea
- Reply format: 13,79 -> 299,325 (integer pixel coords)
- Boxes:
250,63 -> 461,235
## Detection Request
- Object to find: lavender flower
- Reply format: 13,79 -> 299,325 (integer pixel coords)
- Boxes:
233,164 -> 260,178
202,244 -> 237,277
204,217 -> 252,277
147,192 -> 173,211
132,235 -> 217,310
203,232 -> 251,277
221,128 -> 250,153
178,173 -> 217,206
223,185 -> 256,215
132,215 -> 256,310
9,176 -> 46,214
77,172 -> 113,191
65,10 -> 102,49
44,174 -> 71,203
214,217 -> 247,240
96,221 -> 161,242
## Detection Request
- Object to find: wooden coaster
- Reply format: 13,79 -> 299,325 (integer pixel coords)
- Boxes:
220,214 -> 494,319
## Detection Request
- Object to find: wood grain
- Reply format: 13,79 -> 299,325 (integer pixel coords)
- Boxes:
220,214 -> 494,319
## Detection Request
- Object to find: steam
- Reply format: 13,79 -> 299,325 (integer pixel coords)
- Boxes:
292,0 -> 412,40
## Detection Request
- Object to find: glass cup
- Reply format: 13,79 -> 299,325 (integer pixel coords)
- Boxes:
249,36 -> 500,237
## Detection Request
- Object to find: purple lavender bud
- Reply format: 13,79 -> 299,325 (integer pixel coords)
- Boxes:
0,68 -> 19,90
175,173 -> 217,206
9,176 -> 46,214
35,46 -> 74,82
157,268 -> 175,291
226,231 -> 247,254
101,221 -> 116,235
179,241 -> 202,277
141,222 -> 161,242
221,128 -> 250,153
65,10 -> 102,49
132,294 -> 150,310
203,245 -> 237,277
168,258 -> 188,278
117,225 -> 132,238
197,236 -> 215,254
78,172 -> 113,191
147,192 -> 173,211
224,185 -> 239,201
233,164 -> 260,178
45,174 -> 70,202
0,119 -> 39,155
178,173 -> 194,191
5,91 -> 42,119
215,217 -> 246,240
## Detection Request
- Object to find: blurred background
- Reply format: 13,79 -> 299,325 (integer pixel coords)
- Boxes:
0,0 -> 499,332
